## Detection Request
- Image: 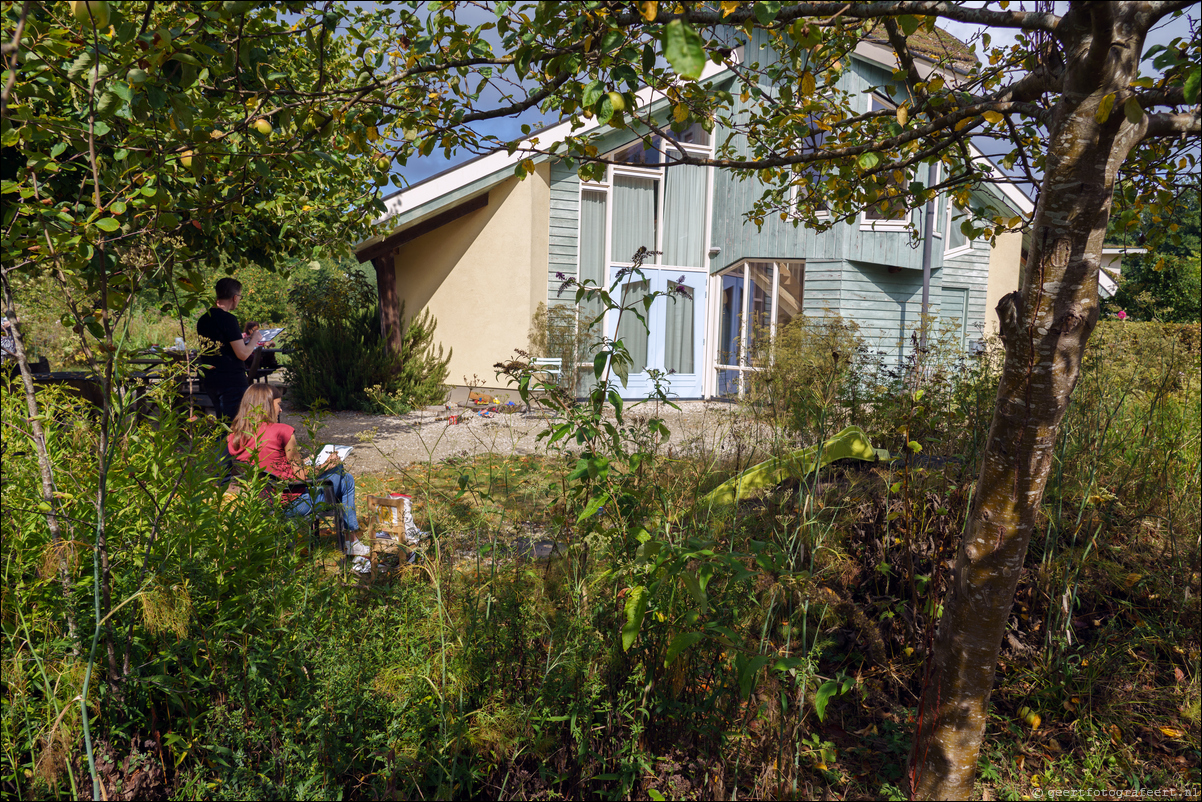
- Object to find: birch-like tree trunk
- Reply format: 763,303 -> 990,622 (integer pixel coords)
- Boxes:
909,6 -> 1153,797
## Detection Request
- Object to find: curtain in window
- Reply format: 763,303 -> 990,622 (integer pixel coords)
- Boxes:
662,165 -> 707,267
615,278 -> 650,373
612,175 -> 658,264
663,279 -> 694,375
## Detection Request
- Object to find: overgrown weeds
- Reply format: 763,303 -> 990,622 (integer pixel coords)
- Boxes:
2,320 -> 1198,800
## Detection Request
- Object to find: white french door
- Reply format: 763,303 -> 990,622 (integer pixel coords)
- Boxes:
606,266 -> 707,398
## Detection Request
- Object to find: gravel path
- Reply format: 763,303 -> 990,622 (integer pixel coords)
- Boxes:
275,388 -> 781,476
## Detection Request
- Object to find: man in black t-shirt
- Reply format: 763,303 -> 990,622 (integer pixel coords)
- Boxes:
196,277 -> 262,419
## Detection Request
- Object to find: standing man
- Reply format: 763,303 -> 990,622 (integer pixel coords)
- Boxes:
197,277 -> 262,419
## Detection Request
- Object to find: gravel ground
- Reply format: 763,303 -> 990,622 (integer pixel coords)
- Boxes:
274,384 -> 782,476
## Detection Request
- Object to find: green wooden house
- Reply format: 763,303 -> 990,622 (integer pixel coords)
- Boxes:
354,27 -> 1033,399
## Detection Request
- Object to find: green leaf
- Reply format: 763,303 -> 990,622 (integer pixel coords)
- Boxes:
596,93 -> 615,126
593,352 -> 607,381
754,1 -> 781,25
1123,97 -> 1143,125
576,493 -> 609,523
663,19 -> 706,80
681,571 -> 707,614
642,42 -> 656,74
664,632 -> 705,666
814,679 -> 840,721
858,152 -> 880,171
582,79 -> 604,109
1186,67 -> 1201,104
94,217 -> 120,232
621,586 -> 650,651
736,654 -> 772,700
899,15 -> 922,36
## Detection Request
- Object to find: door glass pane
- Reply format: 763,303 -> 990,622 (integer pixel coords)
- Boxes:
747,262 -> 773,361
662,165 -> 707,267
663,278 -> 694,375
612,175 -> 659,264
718,271 -> 744,366
716,369 -> 741,398
615,278 -> 650,374
776,262 -> 804,329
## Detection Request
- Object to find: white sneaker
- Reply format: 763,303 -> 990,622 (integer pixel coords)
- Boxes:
350,556 -> 371,574
346,538 -> 371,557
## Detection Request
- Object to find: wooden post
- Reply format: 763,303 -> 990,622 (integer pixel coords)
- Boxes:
372,253 -> 402,354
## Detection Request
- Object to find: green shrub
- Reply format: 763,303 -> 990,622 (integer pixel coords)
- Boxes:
285,301 -> 450,412
747,313 -> 863,440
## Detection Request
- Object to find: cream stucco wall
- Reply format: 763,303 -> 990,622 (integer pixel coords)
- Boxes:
983,230 -> 1023,336
390,163 -> 551,390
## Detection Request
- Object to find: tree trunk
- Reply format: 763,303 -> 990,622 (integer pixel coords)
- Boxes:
1,277 -> 79,651
909,7 -> 1150,798
373,253 -> 403,354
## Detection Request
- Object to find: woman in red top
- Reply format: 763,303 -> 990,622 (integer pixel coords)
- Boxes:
228,384 -> 360,535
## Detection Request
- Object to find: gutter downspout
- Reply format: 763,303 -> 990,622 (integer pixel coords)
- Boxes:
919,161 -> 938,351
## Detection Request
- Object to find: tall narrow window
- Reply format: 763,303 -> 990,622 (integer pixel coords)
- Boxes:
662,164 -> 708,267
945,202 -> 972,255
612,175 -> 659,264
615,277 -> 651,373
663,278 -> 695,374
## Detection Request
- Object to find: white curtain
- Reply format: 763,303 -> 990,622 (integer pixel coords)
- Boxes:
615,279 -> 650,373
663,278 -> 694,374
662,165 -> 707,267
612,175 -> 658,264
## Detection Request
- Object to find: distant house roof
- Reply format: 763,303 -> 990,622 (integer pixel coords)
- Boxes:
863,22 -> 978,70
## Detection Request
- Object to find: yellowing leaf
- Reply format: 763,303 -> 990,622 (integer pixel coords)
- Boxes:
673,103 -> 689,123
801,70 -> 816,97
720,0 -> 740,17
983,111 -> 1005,124
1124,573 -> 1142,588
896,104 -> 908,126
639,1 -> 658,21
1095,92 -> 1116,123
954,117 -> 973,132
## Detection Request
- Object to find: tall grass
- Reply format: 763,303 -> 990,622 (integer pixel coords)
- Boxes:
2,320 -> 1198,800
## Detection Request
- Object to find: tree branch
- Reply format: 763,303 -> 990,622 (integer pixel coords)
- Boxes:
617,1 -> 1063,33
1144,110 -> 1202,139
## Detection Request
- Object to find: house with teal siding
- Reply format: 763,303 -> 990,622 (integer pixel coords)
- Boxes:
354,28 -> 1033,399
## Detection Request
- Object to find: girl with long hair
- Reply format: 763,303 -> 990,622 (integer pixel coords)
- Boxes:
228,385 -> 365,557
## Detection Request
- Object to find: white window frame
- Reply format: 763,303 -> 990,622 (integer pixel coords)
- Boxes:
707,259 -> 805,398
859,93 -> 911,232
579,133 -> 714,272
944,199 -> 975,258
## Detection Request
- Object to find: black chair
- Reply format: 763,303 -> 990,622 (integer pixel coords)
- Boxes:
230,464 -> 346,554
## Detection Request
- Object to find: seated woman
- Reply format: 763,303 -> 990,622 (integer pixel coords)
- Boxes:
227,385 -> 367,558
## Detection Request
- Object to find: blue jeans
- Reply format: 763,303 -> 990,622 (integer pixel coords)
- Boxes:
286,465 -> 358,532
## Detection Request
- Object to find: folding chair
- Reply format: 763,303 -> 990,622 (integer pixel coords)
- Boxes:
229,463 -> 345,554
